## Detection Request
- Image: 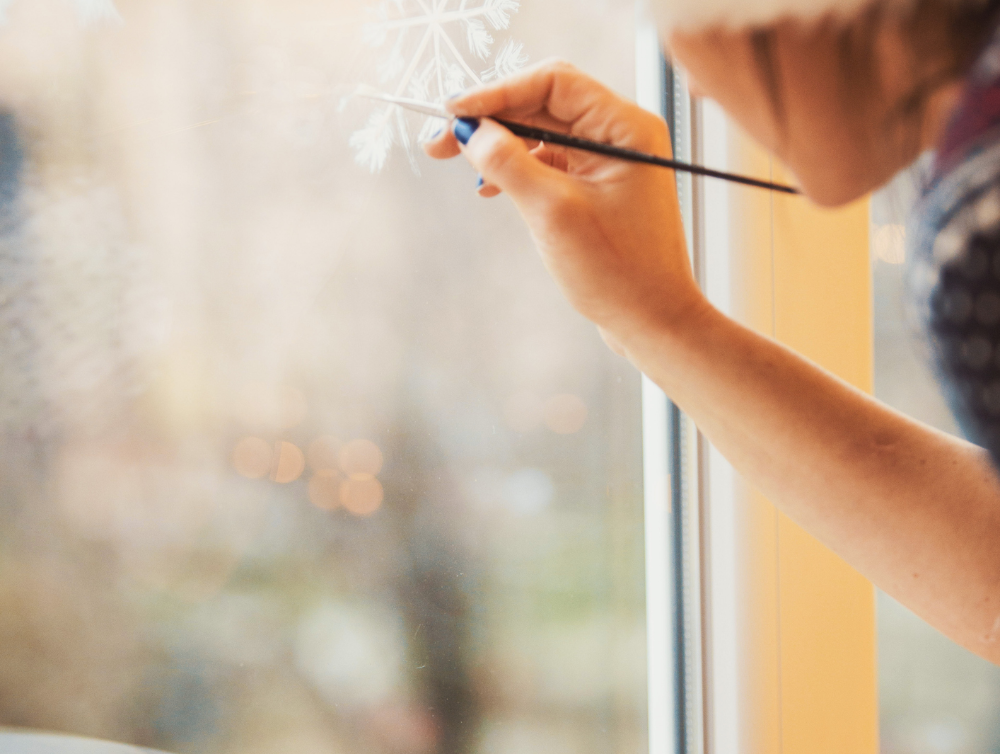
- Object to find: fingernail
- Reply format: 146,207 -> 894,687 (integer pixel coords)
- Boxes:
453,117 -> 480,146
476,174 -> 484,189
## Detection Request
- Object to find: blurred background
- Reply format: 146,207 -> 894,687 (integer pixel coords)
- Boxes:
0,1 -> 648,753
873,170 -> 1000,754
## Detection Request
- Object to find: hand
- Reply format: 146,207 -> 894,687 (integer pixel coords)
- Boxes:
424,59 -> 706,342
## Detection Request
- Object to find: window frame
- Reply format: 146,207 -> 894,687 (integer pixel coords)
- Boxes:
637,19 -> 879,754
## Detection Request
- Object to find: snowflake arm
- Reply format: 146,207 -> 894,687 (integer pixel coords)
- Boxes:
352,0 -> 527,172
350,109 -> 396,173
482,39 -> 528,82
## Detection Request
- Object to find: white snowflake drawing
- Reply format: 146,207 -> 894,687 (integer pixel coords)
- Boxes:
351,0 -> 528,172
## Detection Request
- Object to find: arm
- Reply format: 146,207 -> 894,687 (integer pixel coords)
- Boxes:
633,297 -> 1000,662
426,60 -> 1000,663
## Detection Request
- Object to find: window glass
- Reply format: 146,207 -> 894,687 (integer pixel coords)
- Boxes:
873,170 -> 1000,754
0,3 -> 647,753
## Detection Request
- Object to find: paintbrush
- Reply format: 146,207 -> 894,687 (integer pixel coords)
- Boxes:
356,88 -> 800,195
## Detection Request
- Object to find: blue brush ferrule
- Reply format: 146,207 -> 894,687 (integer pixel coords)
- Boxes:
453,117 -> 480,146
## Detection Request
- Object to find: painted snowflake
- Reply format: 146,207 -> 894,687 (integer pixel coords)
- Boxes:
352,0 -> 528,172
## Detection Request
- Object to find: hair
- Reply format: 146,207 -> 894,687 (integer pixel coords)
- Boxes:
749,0 -> 1000,134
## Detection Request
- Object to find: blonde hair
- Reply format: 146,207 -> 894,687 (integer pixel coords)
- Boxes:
747,0 -> 1000,130
653,0 -> 995,33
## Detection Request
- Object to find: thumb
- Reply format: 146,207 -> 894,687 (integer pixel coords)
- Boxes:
453,117 -> 570,205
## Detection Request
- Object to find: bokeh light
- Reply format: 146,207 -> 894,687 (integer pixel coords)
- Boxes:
271,441 -> 306,484
232,437 -> 273,479
340,477 -> 384,517
503,468 -> 555,516
308,471 -> 341,511
294,602 -> 406,708
503,391 -> 544,433
339,439 -> 384,477
308,435 -> 342,473
543,394 -> 588,435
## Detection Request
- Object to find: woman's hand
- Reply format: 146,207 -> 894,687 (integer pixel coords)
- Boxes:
423,59 -> 707,344
431,60 -> 1000,670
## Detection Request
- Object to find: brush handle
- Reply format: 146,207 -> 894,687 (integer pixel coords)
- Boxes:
493,118 -> 800,195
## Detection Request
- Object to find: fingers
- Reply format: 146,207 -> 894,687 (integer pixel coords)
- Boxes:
474,142 -> 567,199
423,124 -> 460,159
477,177 -> 502,198
445,58 -> 670,155
424,107 -> 576,205
455,118 -> 572,208
446,58 -> 619,128
424,120 -> 568,186
531,142 -> 570,173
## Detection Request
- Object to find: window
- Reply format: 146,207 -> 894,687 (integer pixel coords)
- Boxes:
0,5 -> 887,753
666,86 -> 878,754
0,4 -> 650,753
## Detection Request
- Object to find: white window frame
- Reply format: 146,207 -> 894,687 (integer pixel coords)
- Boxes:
636,13 -> 878,754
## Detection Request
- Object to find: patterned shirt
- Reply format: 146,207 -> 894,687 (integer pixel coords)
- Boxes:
911,26 -> 1000,466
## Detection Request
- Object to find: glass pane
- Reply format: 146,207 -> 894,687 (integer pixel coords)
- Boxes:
873,170 -> 1000,754
0,3 -> 647,754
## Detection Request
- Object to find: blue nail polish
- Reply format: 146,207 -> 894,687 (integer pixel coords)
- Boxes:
431,126 -> 444,139
476,174 -> 484,189
453,117 -> 480,146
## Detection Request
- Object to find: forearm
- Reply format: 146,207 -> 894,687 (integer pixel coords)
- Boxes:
434,60 -> 1000,659
620,300 -> 1000,662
